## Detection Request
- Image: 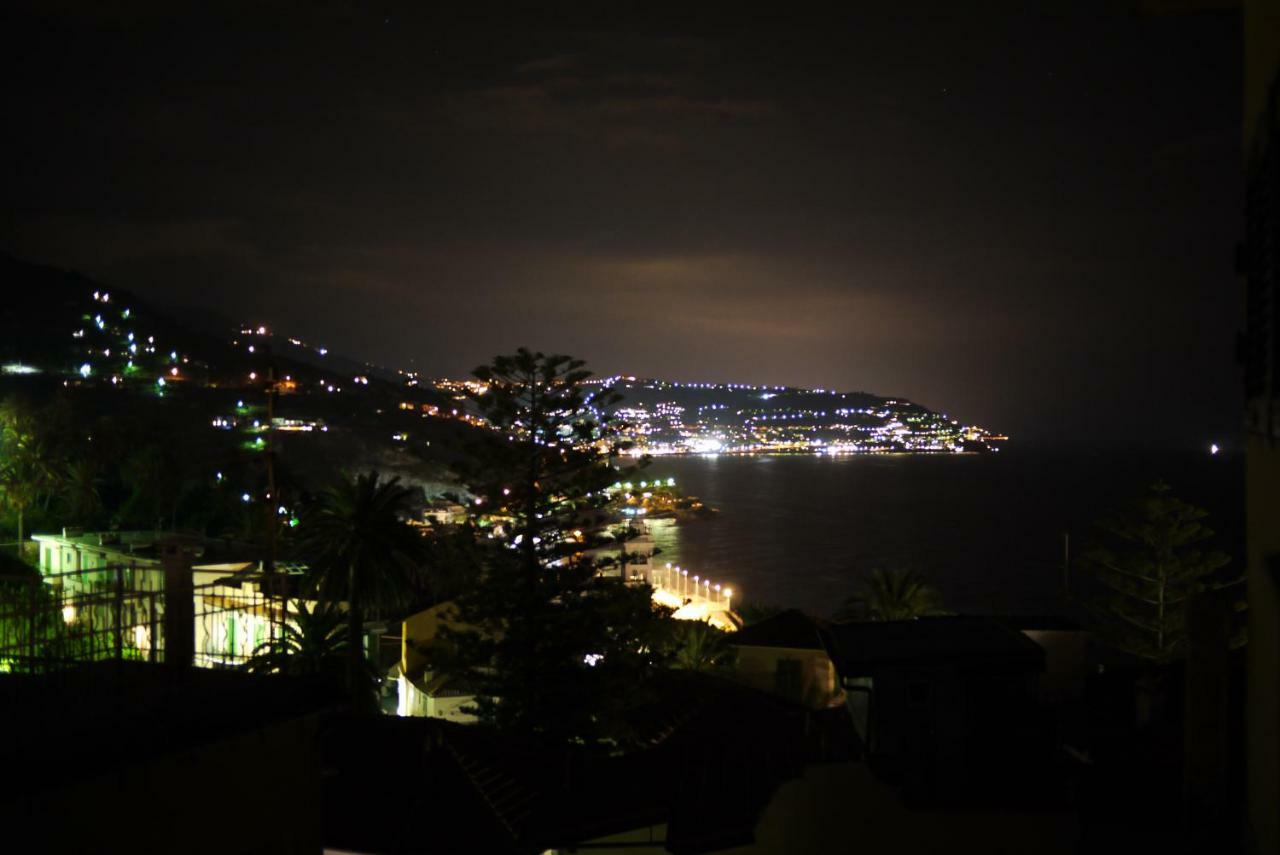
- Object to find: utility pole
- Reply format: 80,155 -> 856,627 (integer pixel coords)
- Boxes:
262,349 -> 280,592
162,539 -> 195,669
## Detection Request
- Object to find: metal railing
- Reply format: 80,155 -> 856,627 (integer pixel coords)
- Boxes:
0,565 -> 291,673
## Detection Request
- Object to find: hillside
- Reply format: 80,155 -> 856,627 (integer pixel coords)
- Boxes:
0,254 -> 1004,491
583,376 -> 1005,454
0,255 -> 470,504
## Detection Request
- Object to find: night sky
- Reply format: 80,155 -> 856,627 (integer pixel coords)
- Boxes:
3,2 -> 1242,448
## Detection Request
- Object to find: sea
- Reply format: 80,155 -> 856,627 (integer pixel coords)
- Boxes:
642,448 -> 1244,619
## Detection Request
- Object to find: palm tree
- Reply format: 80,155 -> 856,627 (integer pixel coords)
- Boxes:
835,568 -> 945,622
60,458 -> 103,526
245,599 -> 350,681
118,443 -> 187,530
0,441 -> 57,557
668,620 -> 735,673
299,471 -> 424,707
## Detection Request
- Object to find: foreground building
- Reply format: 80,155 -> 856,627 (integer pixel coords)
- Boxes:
728,609 -> 843,709
0,662 -> 338,854
10,529 -> 316,670
1244,2 -> 1280,851
822,615 -> 1050,805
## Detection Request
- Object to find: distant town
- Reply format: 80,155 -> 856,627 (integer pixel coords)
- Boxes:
586,376 -> 1006,455
433,374 -> 1008,455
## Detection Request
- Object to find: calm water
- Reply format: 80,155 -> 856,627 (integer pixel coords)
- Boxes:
644,449 -> 1243,619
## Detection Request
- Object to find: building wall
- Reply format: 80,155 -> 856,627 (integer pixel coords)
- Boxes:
1248,436 -> 1280,853
400,601 -> 464,675
426,692 -> 478,723
396,671 -> 478,723
849,664 -> 1040,774
36,539 -> 140,575
732,646 -> 841,709
1245,2 -> 1280,851
1021,629 -> 1091,705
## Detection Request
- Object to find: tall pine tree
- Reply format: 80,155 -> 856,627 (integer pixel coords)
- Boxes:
444,349 -> 672,746
1084,481 -> 1237,663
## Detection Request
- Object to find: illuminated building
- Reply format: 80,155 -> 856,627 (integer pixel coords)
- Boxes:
23,530 -> 326,670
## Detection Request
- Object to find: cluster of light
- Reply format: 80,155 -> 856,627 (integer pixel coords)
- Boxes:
652,562 -> 736,627
605,383 -> 1003,457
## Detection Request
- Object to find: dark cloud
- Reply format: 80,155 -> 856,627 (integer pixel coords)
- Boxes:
0,1 -> 1242,447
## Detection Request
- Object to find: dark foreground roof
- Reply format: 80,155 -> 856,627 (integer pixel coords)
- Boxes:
730,608 -> 828,650
823,615 -> 1045,676
991,614 -> 1086,632
322,671 -> 841,855
0,662 -> 342,800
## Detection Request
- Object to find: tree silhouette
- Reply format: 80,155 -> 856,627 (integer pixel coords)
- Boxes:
245,599 -> 351,687
666,620 -> 736,673
444,348 -> 672,745
1084,481 -> 1235,663
59,458 -> 103,526
298,471 -> 424,709
835,568 -> 945,622
0,398 -> 57,555
737,600 -> 783,627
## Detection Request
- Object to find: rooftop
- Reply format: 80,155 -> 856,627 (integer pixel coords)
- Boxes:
822,615 -> 1045,675
32,529 -> 303,569
324,671 -> 830,854
730,608 -> 829,650
0,661 -> 341,800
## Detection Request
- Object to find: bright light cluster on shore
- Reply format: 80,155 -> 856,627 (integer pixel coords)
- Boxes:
584,376 -> 1006,456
